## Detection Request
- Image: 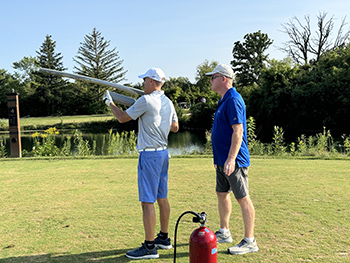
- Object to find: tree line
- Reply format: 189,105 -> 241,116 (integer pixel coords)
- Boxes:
1,12 -> 349,142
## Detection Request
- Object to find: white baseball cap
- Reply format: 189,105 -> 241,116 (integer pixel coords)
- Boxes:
205,64 -> 234,79
138,68 -> 166,83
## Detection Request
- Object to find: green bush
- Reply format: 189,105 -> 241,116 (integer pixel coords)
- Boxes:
30,127 -> 60,157
2,120 -> 350,159
0,136 -> 7,158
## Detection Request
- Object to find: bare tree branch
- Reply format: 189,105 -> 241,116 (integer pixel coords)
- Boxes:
334,16 -> 350,48
280,12 -> 350,64
310,12 -> 334,61
281,15 -> 311,64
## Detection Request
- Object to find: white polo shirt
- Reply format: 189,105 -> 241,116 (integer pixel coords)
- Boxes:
126,90 -> 178,150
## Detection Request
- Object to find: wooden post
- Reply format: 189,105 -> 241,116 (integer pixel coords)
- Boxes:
7,90 -> 22,158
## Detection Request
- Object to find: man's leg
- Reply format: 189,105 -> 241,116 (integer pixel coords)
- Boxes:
142,202 -> 156,241
126,152 -> 161,259
157,198 -> 170,233
126,202 -> 159,259
154,197 -> 172,249
237,195 -> 255,238
153,150 -> 173,249
227,195 -> 258,255
216,191 -> 231,229
215,191 -> 233,243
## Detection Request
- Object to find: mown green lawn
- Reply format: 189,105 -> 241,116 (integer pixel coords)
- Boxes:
0,157 -> 349,262
20,115 -> 114,127
0,114 -> 115,131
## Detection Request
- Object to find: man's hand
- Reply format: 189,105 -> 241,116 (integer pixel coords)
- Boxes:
224,158 -> 235,176
170,122 -> 179,133
103,90 -> 113,106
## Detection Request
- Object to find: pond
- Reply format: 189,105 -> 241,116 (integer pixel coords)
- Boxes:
3,130 -> 208,156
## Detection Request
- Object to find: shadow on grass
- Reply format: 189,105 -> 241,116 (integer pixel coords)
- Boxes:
0,244 -> 190,263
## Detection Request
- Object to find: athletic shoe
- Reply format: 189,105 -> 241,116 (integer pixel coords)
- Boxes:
126,243 -> 159,259
227,238 -> 259,255
215,230 -> 233,243
154,233 -> 173,249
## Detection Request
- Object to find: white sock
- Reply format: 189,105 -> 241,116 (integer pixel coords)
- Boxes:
244,236 -> 255,242
220,228 -> 230,234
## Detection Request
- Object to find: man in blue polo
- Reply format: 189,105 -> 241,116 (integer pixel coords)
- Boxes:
206,64 -> 258,255
103,68 -> 179,260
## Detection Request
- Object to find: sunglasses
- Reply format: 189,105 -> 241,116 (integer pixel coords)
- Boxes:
211,75 -> 224,80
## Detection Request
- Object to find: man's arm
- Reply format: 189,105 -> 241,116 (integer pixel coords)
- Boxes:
103,90 -> 133,123
110,103 -> 133,123
224,123 -> 243,176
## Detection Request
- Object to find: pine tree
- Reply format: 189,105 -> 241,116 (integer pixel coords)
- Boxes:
73,28 -> 127,113
33,35 -> 68,116
74,28 -> 127,89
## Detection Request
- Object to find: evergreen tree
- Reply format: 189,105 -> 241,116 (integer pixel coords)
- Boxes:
73,28 -> 127,113
32,35 -> 68,116
12,56 -> 38,85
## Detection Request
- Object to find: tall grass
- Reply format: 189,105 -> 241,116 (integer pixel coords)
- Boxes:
203,117 -> 350,158
246,118 -> 350,158
0,136 -> 7,158
9,128 -> 138,158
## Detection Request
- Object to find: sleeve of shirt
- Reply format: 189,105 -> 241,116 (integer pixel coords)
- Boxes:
227,98 -> 244,126
171,103 -> 178,123
126,96 -> 147,120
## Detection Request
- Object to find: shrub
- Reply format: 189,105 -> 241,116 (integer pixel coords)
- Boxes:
31,127 -> 60,157
73,130 -> 91,156
0,136 -> 7,158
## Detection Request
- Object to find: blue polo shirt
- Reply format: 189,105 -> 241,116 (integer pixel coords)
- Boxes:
211,88 -> 250,167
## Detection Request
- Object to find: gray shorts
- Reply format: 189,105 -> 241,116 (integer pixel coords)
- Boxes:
216,164 -> 249,199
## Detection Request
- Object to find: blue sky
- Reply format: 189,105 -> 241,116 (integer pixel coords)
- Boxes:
1,0 -> 349,85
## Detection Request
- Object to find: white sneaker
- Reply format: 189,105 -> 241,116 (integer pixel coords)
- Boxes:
228,238 -> 259,255
215,230 -> 233,243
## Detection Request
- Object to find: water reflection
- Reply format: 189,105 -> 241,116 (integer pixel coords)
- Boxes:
11,130 -> 207,156
168,130 -> 206,155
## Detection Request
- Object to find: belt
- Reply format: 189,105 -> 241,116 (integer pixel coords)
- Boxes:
138,146 -> 167,152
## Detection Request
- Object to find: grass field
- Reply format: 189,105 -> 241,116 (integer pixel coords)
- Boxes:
0,157 -> 349,262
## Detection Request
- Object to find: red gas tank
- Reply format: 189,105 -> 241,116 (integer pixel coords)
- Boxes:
189,226 -> 217,263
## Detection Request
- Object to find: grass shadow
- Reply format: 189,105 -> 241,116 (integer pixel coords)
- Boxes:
0,244 -> 191,263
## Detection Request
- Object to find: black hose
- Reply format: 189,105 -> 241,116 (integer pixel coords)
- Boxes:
173,211 -> 202,263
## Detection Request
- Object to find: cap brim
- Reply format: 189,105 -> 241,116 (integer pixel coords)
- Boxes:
138,74 -> 147,79
205,71 -> 216,76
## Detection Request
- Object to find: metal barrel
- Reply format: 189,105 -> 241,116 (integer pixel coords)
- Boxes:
109,91 -> 136,106
38,68 -> 145,96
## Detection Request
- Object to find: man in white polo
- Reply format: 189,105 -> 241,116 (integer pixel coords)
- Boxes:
103,68 -> 179,260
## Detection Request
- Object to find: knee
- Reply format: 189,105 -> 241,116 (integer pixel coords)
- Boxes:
217,192 -> 231,204
142,202 -> 154,211
217,191 -> 229,199
237,195 -> 249,202
237,196 -> 254,209
157,197 -> 168,204
157,198 -> 170,208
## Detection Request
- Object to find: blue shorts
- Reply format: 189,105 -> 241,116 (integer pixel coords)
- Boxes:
137,150 -> 169,203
